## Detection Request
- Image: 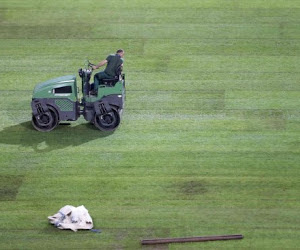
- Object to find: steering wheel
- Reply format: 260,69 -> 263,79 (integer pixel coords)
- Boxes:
87,60 -> 95,69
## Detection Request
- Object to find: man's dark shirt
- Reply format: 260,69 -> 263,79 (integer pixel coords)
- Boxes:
104,54 -> 124,77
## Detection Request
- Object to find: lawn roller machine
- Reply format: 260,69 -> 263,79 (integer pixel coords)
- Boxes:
31,61 -> 125,132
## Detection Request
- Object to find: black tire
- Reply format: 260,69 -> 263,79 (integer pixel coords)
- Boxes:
94,109 -> 120,131
32,106 -> 59,132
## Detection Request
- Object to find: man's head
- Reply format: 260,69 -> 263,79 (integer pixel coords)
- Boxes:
116,49 -> 125,57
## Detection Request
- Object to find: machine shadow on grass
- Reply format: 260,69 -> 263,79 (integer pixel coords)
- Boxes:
0,121 -> 114,152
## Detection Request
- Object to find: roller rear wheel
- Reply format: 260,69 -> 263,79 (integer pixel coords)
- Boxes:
94,109 -> 120,131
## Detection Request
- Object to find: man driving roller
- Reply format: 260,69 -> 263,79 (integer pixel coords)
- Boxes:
91,49 -> 125,95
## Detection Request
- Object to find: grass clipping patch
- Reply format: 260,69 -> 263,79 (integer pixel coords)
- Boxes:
0,175 -> 24,201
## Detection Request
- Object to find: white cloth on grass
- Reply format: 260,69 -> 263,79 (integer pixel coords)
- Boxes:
48,205 -> 93,232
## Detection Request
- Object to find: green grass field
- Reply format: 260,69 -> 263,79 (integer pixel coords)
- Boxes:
0,0 -> 299,249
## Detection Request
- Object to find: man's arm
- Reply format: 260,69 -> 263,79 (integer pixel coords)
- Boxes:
92,60 -> 107,70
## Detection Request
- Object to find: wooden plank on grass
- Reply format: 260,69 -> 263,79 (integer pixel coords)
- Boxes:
141,234 -> 244,245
